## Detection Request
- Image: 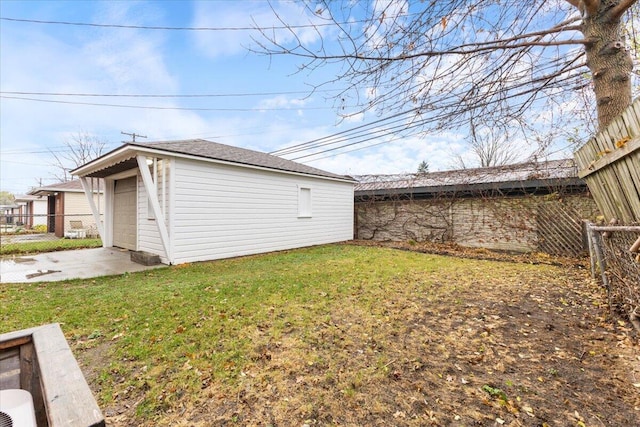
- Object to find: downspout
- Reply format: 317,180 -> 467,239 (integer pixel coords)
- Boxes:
137,155 -> 172,263
79,177 -> 104,238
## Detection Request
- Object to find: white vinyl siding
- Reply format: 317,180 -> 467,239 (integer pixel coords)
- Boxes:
138,159 -> 171,262
169,158 -> 353,264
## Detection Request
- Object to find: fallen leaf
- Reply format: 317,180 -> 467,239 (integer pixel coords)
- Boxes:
522,405 -> 534,417
393,411 -> 406,418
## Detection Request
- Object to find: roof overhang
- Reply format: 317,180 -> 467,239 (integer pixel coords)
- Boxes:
72,145 -> 185,178
30,188 -> 97,196
71,145 -> 140,178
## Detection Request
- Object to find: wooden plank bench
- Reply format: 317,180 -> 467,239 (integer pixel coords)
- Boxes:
0,324 -> 105,427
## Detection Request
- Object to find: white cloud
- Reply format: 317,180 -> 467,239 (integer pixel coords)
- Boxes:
257,95 -> 308,110
191,1 -> 328,59
279,128 -> 465,176
364,0 -> 409,51
342,112 -> 365,123
0,1 -> 191,193
82,2 -> 177,92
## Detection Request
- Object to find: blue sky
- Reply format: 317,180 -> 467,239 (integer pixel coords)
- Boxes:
0,0 -> 575,195
0,0 -> 475,194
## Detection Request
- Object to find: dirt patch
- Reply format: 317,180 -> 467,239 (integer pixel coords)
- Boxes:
77,243 -> 640,426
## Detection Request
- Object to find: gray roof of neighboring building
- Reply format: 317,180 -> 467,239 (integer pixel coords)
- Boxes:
14,194 -> 46,202
355,159 -> 585,196
73,139 -> 356,182
28,179 -> 104,196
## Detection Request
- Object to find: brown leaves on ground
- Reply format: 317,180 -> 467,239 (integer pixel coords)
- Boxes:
87,243 -> 640,426
350,239 -> 589,268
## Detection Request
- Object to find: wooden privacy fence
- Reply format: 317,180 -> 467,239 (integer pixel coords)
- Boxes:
575,99 -> 640,328
574,98 -> 640,224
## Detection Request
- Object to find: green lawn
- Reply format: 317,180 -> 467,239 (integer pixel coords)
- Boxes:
1,244 -> 635,426
0,237 -> 102,255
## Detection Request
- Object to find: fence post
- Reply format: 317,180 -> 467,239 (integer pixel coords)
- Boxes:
585,221 -> 597,279
589,224 -> 614,318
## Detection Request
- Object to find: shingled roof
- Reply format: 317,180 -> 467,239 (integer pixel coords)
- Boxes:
28,179 -> 104,196
73,139 -> 355,182
355,159 -> 585,197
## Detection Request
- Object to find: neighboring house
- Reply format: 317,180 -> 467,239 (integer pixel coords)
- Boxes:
28,180 -> 104,238
0,204 -> 18,226
354,159 -> 600,256
71,139 -> 355,265
13,194 -> 48,229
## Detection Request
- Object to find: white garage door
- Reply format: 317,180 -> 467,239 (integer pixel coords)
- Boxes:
113,176 -> 137,250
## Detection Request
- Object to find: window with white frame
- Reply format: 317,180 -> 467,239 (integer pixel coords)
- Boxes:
298,185 -> 312,217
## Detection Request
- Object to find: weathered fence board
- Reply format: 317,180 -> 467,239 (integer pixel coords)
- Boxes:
575,98 -> 640,223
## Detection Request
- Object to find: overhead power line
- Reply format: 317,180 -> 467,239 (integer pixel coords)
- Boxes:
0,16 -> 344,31
270,109 -> 419,156
0,13 -> 425,32
290,115 -> 437,161
0,95 -> 333,112
0,89 -> 341,98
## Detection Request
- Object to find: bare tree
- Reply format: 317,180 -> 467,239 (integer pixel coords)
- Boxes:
257,1 -> 638,135
453,116 -> 536,169
50,131 -> 107,182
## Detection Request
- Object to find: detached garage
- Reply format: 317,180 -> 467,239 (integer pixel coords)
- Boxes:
71,139 -> 355,265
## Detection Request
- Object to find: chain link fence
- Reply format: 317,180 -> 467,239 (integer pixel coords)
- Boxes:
1,213 -> 102,255
586,223 -> 640,328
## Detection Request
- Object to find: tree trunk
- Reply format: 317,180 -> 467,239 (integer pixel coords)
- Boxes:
582,2 -> 634,131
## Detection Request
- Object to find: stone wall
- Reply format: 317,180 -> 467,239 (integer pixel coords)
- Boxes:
355,192 -> 600,255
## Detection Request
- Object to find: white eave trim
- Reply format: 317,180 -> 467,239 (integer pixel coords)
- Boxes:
71,145 -> 137,177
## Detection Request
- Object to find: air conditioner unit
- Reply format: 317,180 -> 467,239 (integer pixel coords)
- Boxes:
0,389 -> 37,427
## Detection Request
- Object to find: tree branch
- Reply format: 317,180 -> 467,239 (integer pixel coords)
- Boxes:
267,38 -> 588,62
582,0 -> 601,16
607,0 -> 638,21
564,0 -> 583,9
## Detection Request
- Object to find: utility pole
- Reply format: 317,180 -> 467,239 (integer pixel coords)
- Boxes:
121,131 -> 147,143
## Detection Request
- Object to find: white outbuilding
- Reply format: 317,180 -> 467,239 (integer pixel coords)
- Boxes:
71,139 -> 355,265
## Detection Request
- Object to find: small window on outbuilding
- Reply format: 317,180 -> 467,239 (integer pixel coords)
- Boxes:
298,185 -> 312,218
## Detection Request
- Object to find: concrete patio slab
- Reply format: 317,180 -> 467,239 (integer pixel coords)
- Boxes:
0,248 -> 165,283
